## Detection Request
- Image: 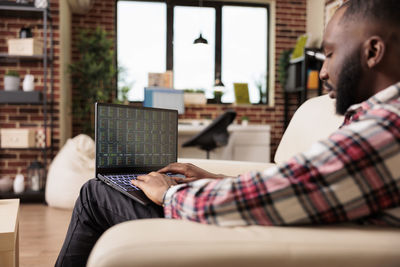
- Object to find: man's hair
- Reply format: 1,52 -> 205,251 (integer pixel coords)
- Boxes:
340,0 -> 400,27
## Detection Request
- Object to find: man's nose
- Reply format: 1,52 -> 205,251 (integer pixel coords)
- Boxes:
319,63 -> 328,81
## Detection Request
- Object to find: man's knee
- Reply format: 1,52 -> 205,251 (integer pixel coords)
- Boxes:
77,178 -> 103,204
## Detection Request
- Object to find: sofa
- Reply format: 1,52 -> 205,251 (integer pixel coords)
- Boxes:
86,94 -> 400,267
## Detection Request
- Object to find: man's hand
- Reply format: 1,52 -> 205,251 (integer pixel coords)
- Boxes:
131,172 -> 177,206
158,163 -> 228,184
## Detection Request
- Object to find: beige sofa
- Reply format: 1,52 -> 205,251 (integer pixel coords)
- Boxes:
87,95 -> 400,267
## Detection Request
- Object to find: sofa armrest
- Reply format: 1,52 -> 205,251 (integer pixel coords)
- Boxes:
177,158 -> 275,177
87,219 -> 400,267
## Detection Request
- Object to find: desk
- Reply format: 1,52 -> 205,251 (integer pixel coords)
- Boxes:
178,124 -> 271,162
0,199 -> 19,267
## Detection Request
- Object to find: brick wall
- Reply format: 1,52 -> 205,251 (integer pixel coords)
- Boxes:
70,0 -> 306,161
0,0 -> 60,177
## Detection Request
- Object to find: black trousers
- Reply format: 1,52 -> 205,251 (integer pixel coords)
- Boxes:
55,178 -> 164,267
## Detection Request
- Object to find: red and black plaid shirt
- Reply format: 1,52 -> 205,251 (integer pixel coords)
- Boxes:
164,82 -> 400,227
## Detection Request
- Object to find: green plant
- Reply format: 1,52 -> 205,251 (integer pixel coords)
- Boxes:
183,89 -> 205,94
5,70 -> 19,77
115,65 -> 133,105
278,49 -> 292,90
69,27 -> 116,136
254,73 -> 268,104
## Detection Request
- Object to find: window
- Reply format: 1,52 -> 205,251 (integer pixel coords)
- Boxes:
222,6 -> 268,103
174,6 -> 215,98
117,1 -> 166,102
117,1 -> 270,104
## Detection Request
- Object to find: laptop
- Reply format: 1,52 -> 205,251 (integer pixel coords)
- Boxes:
95,102 -> 179,205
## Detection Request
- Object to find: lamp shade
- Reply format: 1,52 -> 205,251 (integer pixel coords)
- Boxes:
194,33 -> 208,44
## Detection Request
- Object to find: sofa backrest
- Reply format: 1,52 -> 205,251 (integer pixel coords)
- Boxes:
274,94 -> 344,164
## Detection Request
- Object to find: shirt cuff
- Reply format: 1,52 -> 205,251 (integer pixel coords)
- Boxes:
162,184 -> 185,218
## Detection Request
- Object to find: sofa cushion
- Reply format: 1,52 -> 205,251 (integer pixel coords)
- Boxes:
274,95 -> 344,164
88,219 -> 400,267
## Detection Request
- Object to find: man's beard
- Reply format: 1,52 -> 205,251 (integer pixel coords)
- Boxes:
335,50 -> 362,115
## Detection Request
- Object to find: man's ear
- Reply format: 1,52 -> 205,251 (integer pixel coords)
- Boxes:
363,36 -> 385,68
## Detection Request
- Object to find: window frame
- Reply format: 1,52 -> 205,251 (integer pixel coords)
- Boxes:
116,0 -> 271,104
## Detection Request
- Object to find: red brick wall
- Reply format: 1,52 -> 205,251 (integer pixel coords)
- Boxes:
0,0 -> 60,177
70,0 -> 306,161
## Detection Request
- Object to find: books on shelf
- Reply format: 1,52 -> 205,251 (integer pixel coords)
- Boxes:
290,34 -> 309,63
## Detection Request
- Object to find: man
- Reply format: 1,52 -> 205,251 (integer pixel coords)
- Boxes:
56,0 -> 400,266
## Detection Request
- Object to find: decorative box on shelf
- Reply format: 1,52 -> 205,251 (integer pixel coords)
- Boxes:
35,127 -> 51,148
1,128 -> 36,148
7,38 -> 43,56
0,127 -> 50,148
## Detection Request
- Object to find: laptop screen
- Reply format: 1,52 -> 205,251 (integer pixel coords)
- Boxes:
95,103 -> 178,174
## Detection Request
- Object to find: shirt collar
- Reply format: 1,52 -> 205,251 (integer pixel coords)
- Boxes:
344,81 -> 400,117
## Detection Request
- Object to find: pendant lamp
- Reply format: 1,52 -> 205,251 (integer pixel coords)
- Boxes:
194,33 -> 208,44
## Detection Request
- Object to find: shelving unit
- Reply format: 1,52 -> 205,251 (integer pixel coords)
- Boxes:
0,3 -> 53,203
283,48 -> 323,128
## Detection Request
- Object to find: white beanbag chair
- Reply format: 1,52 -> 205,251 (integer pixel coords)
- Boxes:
45,134 -> 95,209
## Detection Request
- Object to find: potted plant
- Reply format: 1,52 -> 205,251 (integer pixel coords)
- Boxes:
183,89 -> 207,105
278,49 -> 292,91
241,115 -> 249,126
214,90 -> 223,104
69,27 -> 116,136
255,73 -> 268,104
4,70 -> 20,91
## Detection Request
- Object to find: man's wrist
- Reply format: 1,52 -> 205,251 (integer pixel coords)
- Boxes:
161,186 -> 170,207
215,173 -> 228,179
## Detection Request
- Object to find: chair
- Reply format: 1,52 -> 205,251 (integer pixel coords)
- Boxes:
182,110 -> 236,159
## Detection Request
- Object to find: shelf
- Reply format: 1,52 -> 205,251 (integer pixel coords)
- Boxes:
289,56 -> 305,64
0,190 -> 45,203
0,2 -> 50,19
0,1 -> 54,193
0,91 -> 43,104
0,53 -> 52,62
0,147 -> 51,151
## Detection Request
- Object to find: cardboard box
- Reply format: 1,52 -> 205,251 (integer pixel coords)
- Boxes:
184,93 -> 207,105
148,71 -> 173,88
0,128 -> 36,148
8,38 -> 43,56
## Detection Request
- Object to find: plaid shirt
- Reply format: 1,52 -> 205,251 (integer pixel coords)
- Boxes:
163,82 -> 400,227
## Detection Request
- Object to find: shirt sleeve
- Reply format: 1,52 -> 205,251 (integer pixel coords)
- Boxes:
163,108 -> 400,226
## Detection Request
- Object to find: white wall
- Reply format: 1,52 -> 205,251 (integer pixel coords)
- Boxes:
306,0 -> 325,47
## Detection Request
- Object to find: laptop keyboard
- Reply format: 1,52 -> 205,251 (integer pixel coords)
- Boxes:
103,173 -> 186,192
103,174 -> 145,191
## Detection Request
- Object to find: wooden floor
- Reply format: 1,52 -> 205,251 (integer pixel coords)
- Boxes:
19,204 -> 72,267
